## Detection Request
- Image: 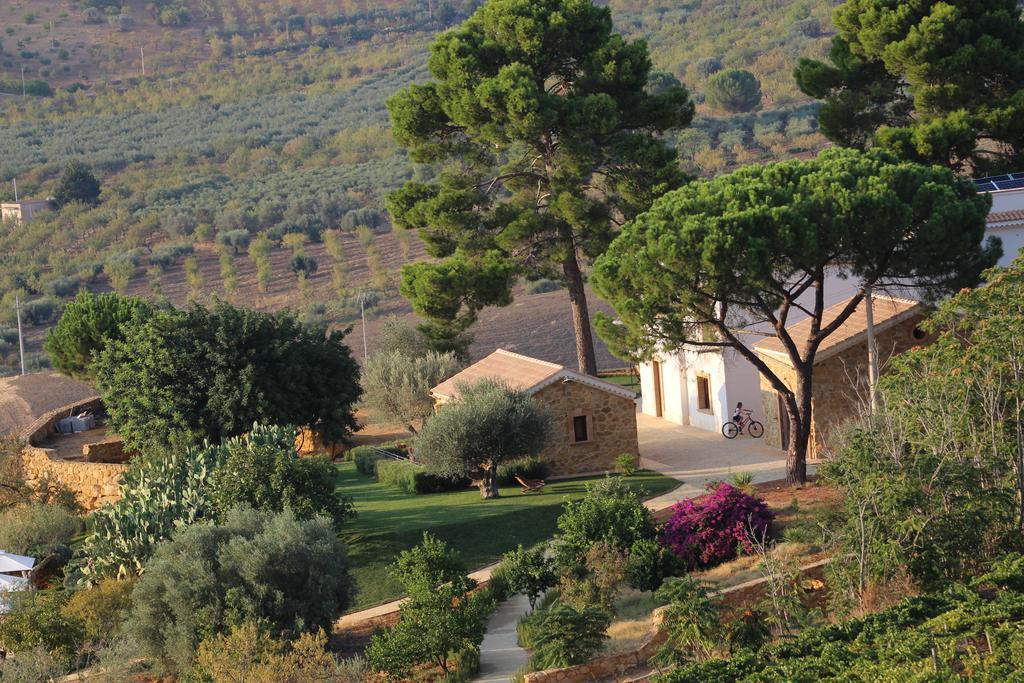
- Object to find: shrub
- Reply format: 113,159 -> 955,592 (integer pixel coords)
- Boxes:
125,507 -> 355,675
498,544 -> 557,609
0,591 -> 85,670
351,444 -> 405,474
190,622 -> 367,683
148,241 -> 194,271
615,452 -> 638,476
661,482 -> 774,570
289,254 -> 318,277
366,534 -> 491,680
553,477 -> 657,569
528,603 -> 610,670
704,69 -> 762,113
62,578 -> 134,646
496,457 -> 549,486
653,576 -> 724,665
696,56 -> 723,78
525,278 -> 562,295
0,503 -> 81,556
21,296 -> 61,325
215,228 -> 251,254
360,349 -> 463,434
41,275 -> 81,299
207,424 -> 353,527
375,459 -> 463,494
626,537 -> 677,592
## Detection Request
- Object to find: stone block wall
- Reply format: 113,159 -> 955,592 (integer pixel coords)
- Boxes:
533,381 -> 639,477
83,439 -> 131,463
755,314 -> 929,457
20,446 -> 124,511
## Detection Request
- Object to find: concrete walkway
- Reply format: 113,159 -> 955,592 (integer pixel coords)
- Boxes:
474,593 -> 531,682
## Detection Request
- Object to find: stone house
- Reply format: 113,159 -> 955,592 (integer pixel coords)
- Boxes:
753,295 -> 929,458
1,199 -> 51,225
430,349 -> 639,477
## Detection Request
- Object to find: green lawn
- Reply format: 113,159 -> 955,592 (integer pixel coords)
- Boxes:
601,372 -> 641,395
336,463 -> 679,610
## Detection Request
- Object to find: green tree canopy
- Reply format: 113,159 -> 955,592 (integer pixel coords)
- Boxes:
704,68 -> 762,113
52,160 -> 102,209
592,148 -> 999,484
44,291 -> 153,380
794,0 -> 1024,173
415,378 -> 552,498
94,301 -> 361,450
360,349 -> 463,434
386,0 -> 694,374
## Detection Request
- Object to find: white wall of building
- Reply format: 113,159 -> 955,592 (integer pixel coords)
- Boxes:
989,187 -> 1024,266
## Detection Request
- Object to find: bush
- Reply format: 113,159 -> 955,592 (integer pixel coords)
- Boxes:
496,457 -> 549,486
525,278 -> 562,295
553,477 -> 657,569
499,544 -> 557,610
21,297 -> 62,325
351,444 -> 405,474
704,69 -> 762,113
190,622 -> 367,683
375,459 -> 463,494
289,254 -> 318,277
661,482 -> 774,570
528,603 -> 610,670
615,452 -> 638,476
0,503 -> 81,556
148,241 -> 194,271
0,591 -> 85,671
62,578 -> 134,646
626,538 -> 677,592
215,228 -> 251,253
207,423 -> 353,527
125,507 -> 355,674
41,275 -> 81,299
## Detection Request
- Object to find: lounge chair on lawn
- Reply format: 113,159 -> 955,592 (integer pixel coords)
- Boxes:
515,475 -> 546,493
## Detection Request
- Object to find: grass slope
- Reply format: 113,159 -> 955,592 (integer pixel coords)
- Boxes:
336,463 -> 680,610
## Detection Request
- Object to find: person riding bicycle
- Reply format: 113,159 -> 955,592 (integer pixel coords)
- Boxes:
732,402 -> 745,425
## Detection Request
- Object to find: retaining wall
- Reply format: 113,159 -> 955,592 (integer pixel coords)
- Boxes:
20,445 -> 124,511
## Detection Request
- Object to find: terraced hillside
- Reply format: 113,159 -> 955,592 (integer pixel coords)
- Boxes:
0,0 -> 837,374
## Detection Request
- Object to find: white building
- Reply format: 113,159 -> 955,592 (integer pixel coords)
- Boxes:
636,178 -> 1024,436
1,199 -> 51,225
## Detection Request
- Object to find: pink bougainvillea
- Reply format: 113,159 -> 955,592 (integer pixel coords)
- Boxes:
660,482 -> 774,569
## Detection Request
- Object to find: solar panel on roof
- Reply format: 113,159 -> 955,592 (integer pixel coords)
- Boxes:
975,171 -> 1024,192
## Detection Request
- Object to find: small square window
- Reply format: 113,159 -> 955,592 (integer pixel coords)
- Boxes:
697,376 -> 711,411
572,414 -> 590,443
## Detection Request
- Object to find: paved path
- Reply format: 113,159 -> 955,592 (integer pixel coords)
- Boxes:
474,593 -> 532,682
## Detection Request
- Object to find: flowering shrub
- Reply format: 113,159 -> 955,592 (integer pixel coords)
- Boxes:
661,483 -> 773,569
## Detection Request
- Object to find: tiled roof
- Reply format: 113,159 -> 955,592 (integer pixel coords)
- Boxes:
430,349 -> 636,400
753,295 -> 923,367
988,209 -> 1024,224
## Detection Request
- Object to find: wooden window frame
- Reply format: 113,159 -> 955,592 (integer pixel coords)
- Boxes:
570,412 -> 595,445
696,374 -> 713,413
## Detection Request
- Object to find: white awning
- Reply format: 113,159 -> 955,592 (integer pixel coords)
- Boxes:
0,551 -> 36,574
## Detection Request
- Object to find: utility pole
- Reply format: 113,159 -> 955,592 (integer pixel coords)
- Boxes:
140,46 -> 146,77
12,177 -> 18,202
20,66 -> 26,96
360,293 -> 368,359
865,285 -> 880,412
15,293 -> 25,376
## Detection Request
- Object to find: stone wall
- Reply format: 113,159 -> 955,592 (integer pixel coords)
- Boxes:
523,609 -> 667,683
755,314 -> 929,457
21,397 -> 104,446
20,446 -> 124,511
533,381 -> 639,477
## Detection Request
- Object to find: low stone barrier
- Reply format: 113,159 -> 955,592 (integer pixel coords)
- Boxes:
20,446 -> 124,511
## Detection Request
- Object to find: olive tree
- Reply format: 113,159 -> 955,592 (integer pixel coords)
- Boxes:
415,379 -> 552,498
593,149 -> 998,484
360,350 -> 463,434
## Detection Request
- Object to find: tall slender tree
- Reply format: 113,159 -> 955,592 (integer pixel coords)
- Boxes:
385,0 -> 694,374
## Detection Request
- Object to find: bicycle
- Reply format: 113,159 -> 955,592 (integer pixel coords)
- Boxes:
722,409 -> 764,439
